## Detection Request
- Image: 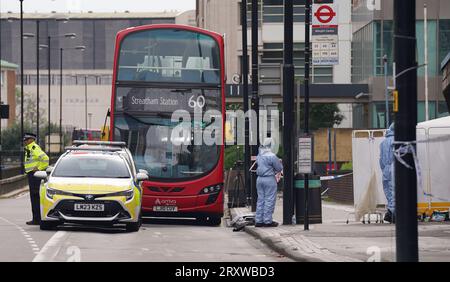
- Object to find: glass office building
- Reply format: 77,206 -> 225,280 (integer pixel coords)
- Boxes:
351,0 -> 450,129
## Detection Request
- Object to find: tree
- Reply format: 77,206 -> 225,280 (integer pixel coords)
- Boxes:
15,87 -> 46,130
279,102 -> 344,131
1,122 -> 60,151
302,103 -> 344,130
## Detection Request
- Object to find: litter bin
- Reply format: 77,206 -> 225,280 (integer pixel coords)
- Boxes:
294,174 -> 322,224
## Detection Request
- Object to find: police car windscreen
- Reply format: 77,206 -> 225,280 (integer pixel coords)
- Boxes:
52,155 -> 130,179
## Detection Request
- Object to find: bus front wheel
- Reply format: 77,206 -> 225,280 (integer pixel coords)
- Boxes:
207,216 -> 222,226
197,216 -> 221,226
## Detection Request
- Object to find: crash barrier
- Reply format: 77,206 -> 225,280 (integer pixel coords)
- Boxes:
294,174 -> 322,224
226,168 -> 247,208
0,154 -> 59,196
352,130 -> 387,221
321,171 -> 354,204
0,174 -> 27,196
0,152 -> 60,179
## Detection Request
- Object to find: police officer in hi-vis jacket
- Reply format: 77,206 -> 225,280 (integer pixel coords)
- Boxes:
23,133 -> 49,225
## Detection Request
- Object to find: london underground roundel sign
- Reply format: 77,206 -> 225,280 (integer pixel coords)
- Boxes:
314,5 -> 336,24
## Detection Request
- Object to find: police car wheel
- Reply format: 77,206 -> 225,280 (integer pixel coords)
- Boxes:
40,221 -> 58,231
126,216 -> 141,232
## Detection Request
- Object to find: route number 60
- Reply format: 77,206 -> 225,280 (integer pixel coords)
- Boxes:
189,95 -> 206,109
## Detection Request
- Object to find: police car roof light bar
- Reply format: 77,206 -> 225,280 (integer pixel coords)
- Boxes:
64,146 -> 123,152
72,140 -> 127,147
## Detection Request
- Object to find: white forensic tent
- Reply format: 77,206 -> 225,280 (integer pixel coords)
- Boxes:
417,116 -> 450,215
352,130 -> 386,220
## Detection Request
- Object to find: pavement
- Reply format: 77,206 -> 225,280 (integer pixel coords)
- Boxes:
0,186 -> 291,262
230,194 -> 450,262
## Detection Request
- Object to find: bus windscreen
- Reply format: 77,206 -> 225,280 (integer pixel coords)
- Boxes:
117,29 -> 221,84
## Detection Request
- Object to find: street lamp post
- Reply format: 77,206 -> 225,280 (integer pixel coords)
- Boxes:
36,20 -> 40,144
85,76 -> 88,130
59,46 -> 86,153
20,0 -> 24,174
47,36 -> 51,153
40,32 -> 77,154
59,47 -> 63,153
0,13 -> 3,180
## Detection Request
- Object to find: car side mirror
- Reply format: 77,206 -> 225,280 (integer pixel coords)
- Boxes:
46,166 -> 54,175
136,172 -> 149,182
34,171 -> 48,180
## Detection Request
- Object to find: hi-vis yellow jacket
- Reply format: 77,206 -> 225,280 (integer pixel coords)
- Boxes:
24,141 -> 49,174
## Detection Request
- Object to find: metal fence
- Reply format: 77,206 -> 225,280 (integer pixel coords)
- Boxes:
0,151 -> 60,180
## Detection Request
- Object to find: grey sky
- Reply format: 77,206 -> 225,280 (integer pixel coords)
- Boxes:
0,0 -> 196,13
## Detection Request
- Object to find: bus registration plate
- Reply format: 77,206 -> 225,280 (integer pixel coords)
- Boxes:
153,206 -> 178,212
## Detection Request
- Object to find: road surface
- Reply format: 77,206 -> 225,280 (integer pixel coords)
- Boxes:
0,191 -> 289,262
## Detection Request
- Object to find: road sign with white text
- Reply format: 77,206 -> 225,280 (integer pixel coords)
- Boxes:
312,2 -> 339,65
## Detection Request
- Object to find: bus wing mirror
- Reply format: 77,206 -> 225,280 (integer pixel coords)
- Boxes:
136,173 -> 149,182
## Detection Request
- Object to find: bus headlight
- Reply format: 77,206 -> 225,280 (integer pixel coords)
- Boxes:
199,184 -> 222,195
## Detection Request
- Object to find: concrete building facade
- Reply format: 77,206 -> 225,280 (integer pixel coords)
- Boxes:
196,0 -> 357,128
352,0 -> 450,128
0,10 -> 195,131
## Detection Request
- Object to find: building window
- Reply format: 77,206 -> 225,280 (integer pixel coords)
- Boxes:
243,0 -> 306,26
439,20 -> 450,68
417,20 -> 437,77
261,43 -> 333,83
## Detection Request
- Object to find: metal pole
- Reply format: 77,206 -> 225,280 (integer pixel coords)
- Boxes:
384,55 -> 390,128
36,20 -> 40,144
250,0 -> 260,212
328,128 -> 332,173
241,0 -> 251,207
282,0 -> 294,225
59,48 -> 63,153
424,3 -> 429,121
88,113 -> 92,129
334,128 -> 337,171
394,0 -> 419,262
85,76 -> 88,130
20,0 -> 24,174
0,13 -> 3,180
304,0 -> 311,231
47,36 -> 51,154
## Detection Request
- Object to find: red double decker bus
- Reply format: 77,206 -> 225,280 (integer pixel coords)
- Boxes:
110,25 -> 225,225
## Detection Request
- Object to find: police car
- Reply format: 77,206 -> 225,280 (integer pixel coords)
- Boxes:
35,141 -> 147,232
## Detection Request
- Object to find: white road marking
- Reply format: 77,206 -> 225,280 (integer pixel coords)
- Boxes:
0,216 -> 41,256
33,231 -> 69,262
15,192 -> 30,199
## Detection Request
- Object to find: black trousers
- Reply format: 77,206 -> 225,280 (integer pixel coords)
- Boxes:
27,172 -> 42,222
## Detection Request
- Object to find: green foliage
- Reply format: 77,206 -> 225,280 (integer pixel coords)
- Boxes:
1,122 -> 64,151
301,104 -> 344,130
340,161 -> 353,171
15,87 -> 46,130
280,103 -> 344,131
224,145 -> 244,170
